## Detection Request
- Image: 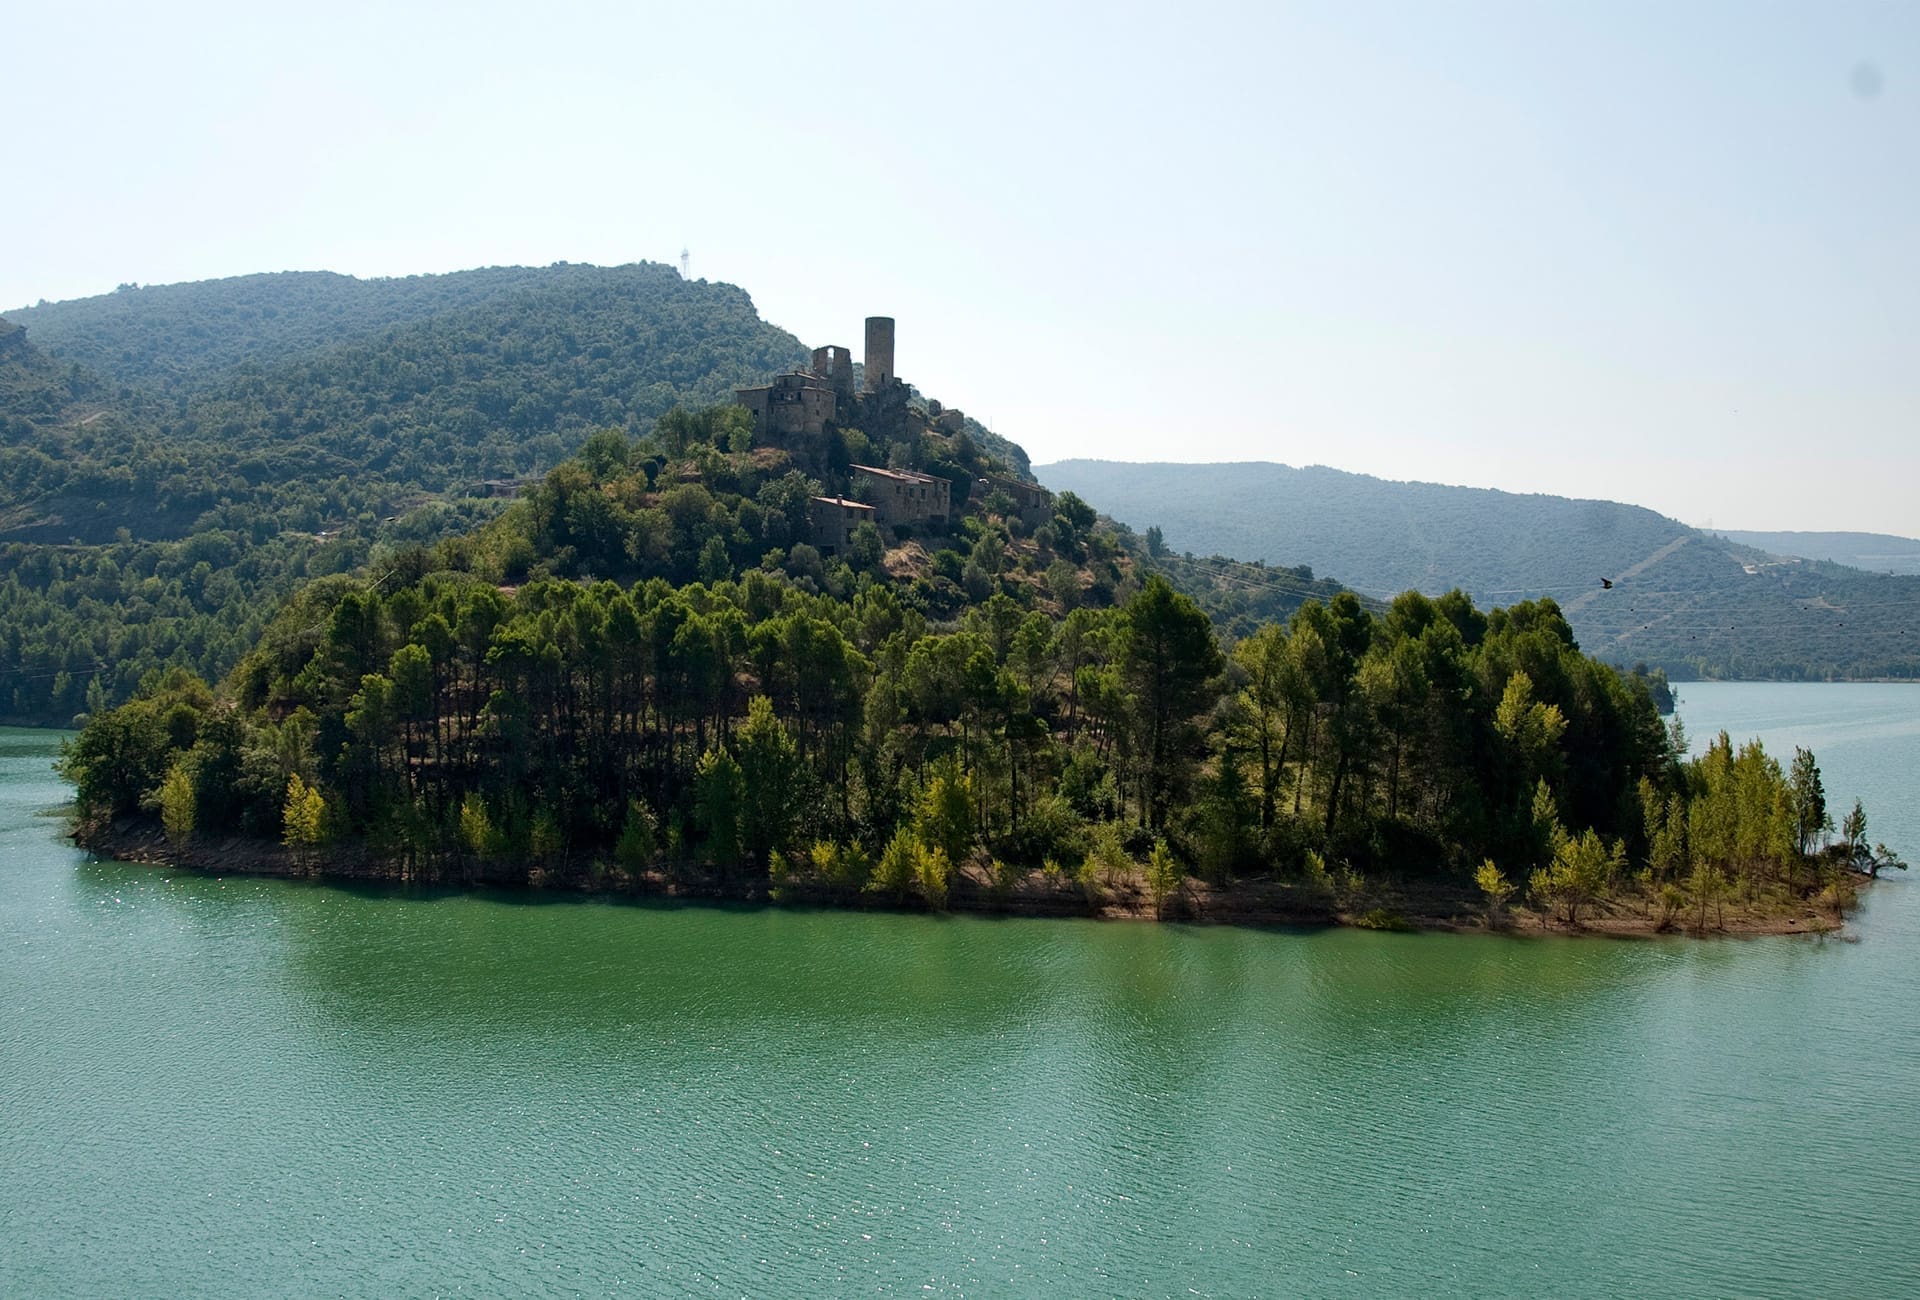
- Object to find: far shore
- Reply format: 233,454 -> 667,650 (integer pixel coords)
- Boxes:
79,816 -> 1867,941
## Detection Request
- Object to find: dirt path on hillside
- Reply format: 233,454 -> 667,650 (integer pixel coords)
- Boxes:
1563,533 -> 1694,616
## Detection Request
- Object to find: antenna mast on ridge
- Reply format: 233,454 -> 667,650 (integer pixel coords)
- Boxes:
679,248 -> 691,279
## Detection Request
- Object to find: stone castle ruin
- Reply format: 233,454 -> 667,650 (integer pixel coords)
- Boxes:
734,316 -> 899,446
733,316 -> 1048,555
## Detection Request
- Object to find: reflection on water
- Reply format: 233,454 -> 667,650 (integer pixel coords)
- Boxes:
2,689 -> 1917,1297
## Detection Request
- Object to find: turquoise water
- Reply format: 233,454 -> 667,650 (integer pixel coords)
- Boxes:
2,683 -> 1916,1296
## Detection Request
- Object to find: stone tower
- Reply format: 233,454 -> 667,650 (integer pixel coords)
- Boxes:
830,346 -> 855,399
864,316 -> 895,391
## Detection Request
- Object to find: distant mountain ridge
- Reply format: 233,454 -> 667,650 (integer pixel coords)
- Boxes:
1037,459 -> 1920,681
1039,462 -> 1688,599
7,266 -> 636,395
1716,530 -> 1920,577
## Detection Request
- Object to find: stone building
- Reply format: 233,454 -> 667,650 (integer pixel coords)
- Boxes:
737,315 -> 909,448
864,317 -> 895,390
810,344 -> 856,400
851,463 -> 950,529
809,495 -> 876,555
975,472 -> 1052,528
733,370 -> 837,443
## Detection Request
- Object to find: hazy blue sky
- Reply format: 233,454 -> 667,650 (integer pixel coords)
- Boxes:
5,1 -> 1914,534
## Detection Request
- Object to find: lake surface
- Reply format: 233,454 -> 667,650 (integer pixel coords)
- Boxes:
3,683 -> 1917,1297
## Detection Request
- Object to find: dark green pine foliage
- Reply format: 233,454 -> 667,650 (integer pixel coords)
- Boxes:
68,405 -> 1744,919
0,266 -> 1036,723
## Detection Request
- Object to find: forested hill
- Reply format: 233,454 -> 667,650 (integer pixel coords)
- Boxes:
0,265 -> 1305,724
3,263 -> 806,545
1038,460 -> 1920,682
0,265 -> 811,723
7,265 -> 680,396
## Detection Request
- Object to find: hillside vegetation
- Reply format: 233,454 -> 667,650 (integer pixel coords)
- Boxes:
0,266 -> 1310,723
8,266 -> 638,396
1,264 -> 809,721
1039,460 -> 1920,681
75,401 -> 1855,937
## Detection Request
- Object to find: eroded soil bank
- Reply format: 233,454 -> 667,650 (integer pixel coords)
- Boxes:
78,816 -> 1863,939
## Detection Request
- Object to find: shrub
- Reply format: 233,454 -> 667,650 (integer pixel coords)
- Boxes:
915,842 -> 952,909
1355,908 -> 1415,932
1145,838 -> 1183,917
1474,859 -> 1514,926
615,800 -> 657,872
873,827 -> 917,900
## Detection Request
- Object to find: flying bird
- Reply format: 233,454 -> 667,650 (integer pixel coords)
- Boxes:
1599,578 -> 1614,590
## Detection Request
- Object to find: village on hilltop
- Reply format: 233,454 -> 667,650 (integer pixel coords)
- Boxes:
733,315 -> 1051,556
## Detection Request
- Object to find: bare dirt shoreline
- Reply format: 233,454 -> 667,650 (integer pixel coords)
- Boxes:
77,816 -> 1865,940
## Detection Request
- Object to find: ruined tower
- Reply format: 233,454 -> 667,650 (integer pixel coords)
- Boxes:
864,316 -> 895,391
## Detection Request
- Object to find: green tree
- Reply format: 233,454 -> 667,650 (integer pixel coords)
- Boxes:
1529,828 -> 1614,926
1529,778 -> 1567,873
456,792 -> 497,859
848,521 -> 885,575
530,808 -> 565,864
1474,859 -> 1514,927
873,826 -> 918,900
1787,748 -> 1830,857
1144,838 -> 1183,917
615,800 -> 657,873
734,695 -> 800,870
1864,843 -> 1908,880
1842,798 -> 1867,861
283,774 -> 328,861
1495,670 -> 1567,783
698,534 -> 732,584
160,759 -> 196,846
915,841 -> 953,909
694,747 -> 747,868
914,756 -> 974,868
1116,576 -> 1222,828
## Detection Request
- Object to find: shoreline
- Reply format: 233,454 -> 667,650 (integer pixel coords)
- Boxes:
77,816 -> 1864,940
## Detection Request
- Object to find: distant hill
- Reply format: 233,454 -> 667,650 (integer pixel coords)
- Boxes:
1716,530 -> 1920,577
0,264 -> 816,721
1037,460 -> 1920,681
1,263 -> 806,545
7,266 -> 624,396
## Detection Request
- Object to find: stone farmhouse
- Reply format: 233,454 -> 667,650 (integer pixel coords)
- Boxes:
850,464 -> 950,529
975,471 -> 1052,528
809,495 -> 876,554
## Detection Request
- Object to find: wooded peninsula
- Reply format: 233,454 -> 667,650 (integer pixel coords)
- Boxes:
63,403 -> 1902,936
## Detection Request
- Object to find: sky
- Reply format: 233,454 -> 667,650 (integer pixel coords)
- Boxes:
5,1 -> 1915,535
